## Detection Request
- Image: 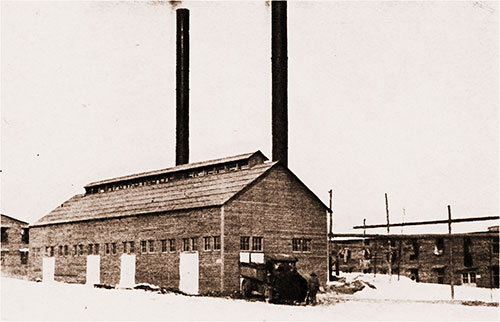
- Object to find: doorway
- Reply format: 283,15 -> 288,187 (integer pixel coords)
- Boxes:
86,255 -> 100,286
179,252 -> 199,294
42,257 -> 55,282
119,254 -> 136,288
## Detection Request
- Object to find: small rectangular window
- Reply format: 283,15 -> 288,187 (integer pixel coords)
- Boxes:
79,244 -> 84,255
148,240 -> 155,253
434,238 -> 445,256
169,239 -> 176,252
1,227 -> 8,243
21,228 -> 29,244
73,245 -> 78,256
252,237 -> 263,251
141,241 -> 147,253
302,239 -> 312,252
111,243 -> 116,255
122,242 -> 127,254
213,236 -> 221,250
129,241 -> 135,253
88,244 -> 93,255
161,240 -> 167,253
409,240 -> 419,260
183,238 -> 190,251
105,243 -> 110,255
191,238 -> 198,251
50,246 -> 54,257
204,237 -> 211,251
20,252 -> 28,265
292,238 -> 302,252
59,245 -> 63,256
64,245 -> 68,256
94,244 -> 99,255
240,236 -> 250,251
470,272 -> 476,283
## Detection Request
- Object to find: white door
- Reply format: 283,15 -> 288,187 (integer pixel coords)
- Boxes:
119,254 -> 136,288
42,257 -> 55,283
86,255 -> 100,286
179,252 -> 199,294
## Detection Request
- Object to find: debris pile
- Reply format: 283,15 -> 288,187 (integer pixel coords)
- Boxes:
325,276 -> 376,295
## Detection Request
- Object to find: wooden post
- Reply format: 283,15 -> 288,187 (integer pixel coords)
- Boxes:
489,236 -> 493,301
328,189 -> 333,281
385,193 -> 392,277
448,205 -> 454,300
397,240 -> 402,281
385,193 -> 390,234
363,218 -> 366,238
401,208 -> 406,234
329,189 -> 333,235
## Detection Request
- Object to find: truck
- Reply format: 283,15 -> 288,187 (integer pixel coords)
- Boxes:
239,254 -> 308,304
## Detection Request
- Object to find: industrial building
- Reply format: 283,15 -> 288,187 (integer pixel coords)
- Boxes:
1,214 -> 30,278
27,2 -> 330,296
29,151 -> 328,294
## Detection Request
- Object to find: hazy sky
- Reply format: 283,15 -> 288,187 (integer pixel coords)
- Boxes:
1,1 -> 498,233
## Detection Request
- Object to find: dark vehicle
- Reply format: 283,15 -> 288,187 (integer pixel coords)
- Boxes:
239,254 -> 308,304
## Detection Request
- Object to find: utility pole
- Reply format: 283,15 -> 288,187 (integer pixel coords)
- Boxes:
385,193 -> 392,277
448,205 -> 454,300
328,189 -> 333,281
385,193 -> 390,234
329,189 -> 333,235
401,208 -> 406,234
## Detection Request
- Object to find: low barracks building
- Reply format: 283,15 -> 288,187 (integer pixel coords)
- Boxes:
1,214 -> 30,278
29,151 -> 328,294
331,229 -> 499,288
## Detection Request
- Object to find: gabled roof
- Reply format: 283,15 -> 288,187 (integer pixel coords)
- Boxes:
32,156 -> 278,227
1,214 -> 29,227
32,151 -> 330,227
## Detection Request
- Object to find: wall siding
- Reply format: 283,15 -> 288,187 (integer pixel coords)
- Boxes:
1,216 -> 29,278
29,207 -> 222,294
223,165 -> 328,294
28,165 -> 328,296
331,234 -> 499,288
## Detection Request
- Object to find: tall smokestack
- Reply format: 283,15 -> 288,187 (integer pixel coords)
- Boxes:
176,8 -> 189,165
271,1 -> 288,167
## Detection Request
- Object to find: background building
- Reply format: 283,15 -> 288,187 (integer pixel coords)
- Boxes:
330,227 -> 499,289
1,214 -> 30,278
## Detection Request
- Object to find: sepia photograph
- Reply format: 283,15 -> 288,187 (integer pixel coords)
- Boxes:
1,0 -> 498,320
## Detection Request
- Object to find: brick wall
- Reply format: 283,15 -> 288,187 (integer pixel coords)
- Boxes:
28,165 -> 328,295
331,234 -> 499,288
223,165 -> 328,294
1,216 -> 29,278
29,207 -> 223,293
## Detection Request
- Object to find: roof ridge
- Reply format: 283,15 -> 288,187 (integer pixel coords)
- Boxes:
85,150 -> 267,188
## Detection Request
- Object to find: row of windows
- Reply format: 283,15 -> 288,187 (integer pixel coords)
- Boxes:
39,235 -> 315,256
87,161 -> 250,194
239,236 -> 263,251
1,227 -> 29,244
41,236 -> 221,257
292,238 -> 312,252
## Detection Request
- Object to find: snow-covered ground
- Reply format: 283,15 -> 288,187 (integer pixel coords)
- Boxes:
327,273 -> 500,303
1,275 -> 499,321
